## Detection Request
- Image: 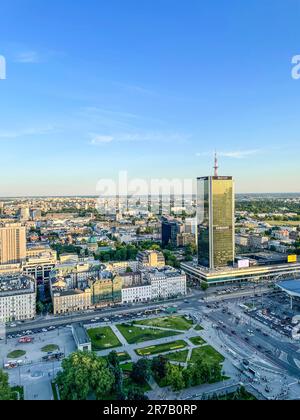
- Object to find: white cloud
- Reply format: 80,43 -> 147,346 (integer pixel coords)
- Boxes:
89,131 -> 188,145
0,125 -> 54,139
15,51 -> 40,63
196,149 -> 262,159
89,134 -> 114,145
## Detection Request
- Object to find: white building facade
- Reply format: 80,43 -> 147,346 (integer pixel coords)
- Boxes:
121,284 -> 152,304
0,275 -> 36,323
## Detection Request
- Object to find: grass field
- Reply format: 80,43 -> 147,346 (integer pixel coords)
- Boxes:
120,362 -> 134,372
7,350 -> 26,359
41,344 -> 59,353
117,323 -> 180,344
189,336 -> 206,346
135,340 -> 188,357
165,350 -> 189,363
134,315 -> 194,331
195,324 -> 204,331
87,327 -> 121,351
116,351 -> 131,362
265,220 -> 300,226
190,345 -> 225,365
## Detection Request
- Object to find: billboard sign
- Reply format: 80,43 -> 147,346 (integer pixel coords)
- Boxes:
238,259 -> 250,269
288,255 -> 297,263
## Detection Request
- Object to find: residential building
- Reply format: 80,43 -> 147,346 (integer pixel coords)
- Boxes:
107,260 -> 138,274
0,274 -> 36,323
248,235 -> 269,249
177,233 -> 196,247
89,275 -> 122,307
137,250 -> 165,270
121,283 -> 152,304
51,277 -> 92,315
146,267 -> 187,300
0,223 -> 26,265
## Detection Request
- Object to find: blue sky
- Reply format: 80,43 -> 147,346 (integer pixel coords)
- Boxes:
0,0 -> 299,196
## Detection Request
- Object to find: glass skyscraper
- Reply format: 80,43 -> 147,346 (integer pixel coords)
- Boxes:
197,176 -> 235,269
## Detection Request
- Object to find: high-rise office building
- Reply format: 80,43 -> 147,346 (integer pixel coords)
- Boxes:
197,158 -> 235,269
0,223 -> 26,265
161,217 -> 181,248
19,207 -> 30,221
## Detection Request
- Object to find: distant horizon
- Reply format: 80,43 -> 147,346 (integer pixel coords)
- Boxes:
0,192 -> 300,200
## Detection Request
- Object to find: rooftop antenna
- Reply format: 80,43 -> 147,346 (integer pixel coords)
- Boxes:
214,151 -> 219,177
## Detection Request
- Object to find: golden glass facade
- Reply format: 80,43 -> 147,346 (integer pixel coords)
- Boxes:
197,176 -> 235,269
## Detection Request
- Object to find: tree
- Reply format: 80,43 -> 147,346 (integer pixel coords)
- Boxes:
107,351 -> 124,397
36,301 -> 44,314
201,282 -> 209,292
131,359 -> 151,385
0,370 -> 13,400
166,364 -> 185,391
151,356 -> 168,380
107,351 -> 119,368
188,356 -> 222,386
126,386 -> 149,401
57,352 -> 114,400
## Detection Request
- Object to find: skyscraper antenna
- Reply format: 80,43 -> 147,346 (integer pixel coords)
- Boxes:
214,151 -> 219,177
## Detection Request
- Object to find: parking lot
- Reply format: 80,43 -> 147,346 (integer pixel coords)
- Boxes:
244,291 -> 299,338
0,327 -> 76,369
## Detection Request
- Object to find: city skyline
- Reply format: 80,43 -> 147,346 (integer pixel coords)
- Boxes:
1,0 -> 300,196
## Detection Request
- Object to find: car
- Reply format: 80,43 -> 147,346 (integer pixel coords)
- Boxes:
42,328 -> 48,333
10,323 -> 17,328
48,326 -> 56,330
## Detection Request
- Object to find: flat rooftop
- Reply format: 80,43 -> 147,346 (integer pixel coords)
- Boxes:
72,323 -> 91,345
277,280 -> 300,297
0,274 -> 35,295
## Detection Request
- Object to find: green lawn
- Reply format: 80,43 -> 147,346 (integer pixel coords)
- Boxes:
117,323 -> 181,344
41,344 -> 60,353
116,351 -> 131,362
135,340 -> 188,357
190,345 -> 225,365
189,336 -> 206,346
87,327 -> 121,351
194,324 -> 204,331
134,315 -> 194,331
165,350 -> 189,363
7,350 -> 26,359
120,362 -> 134,372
